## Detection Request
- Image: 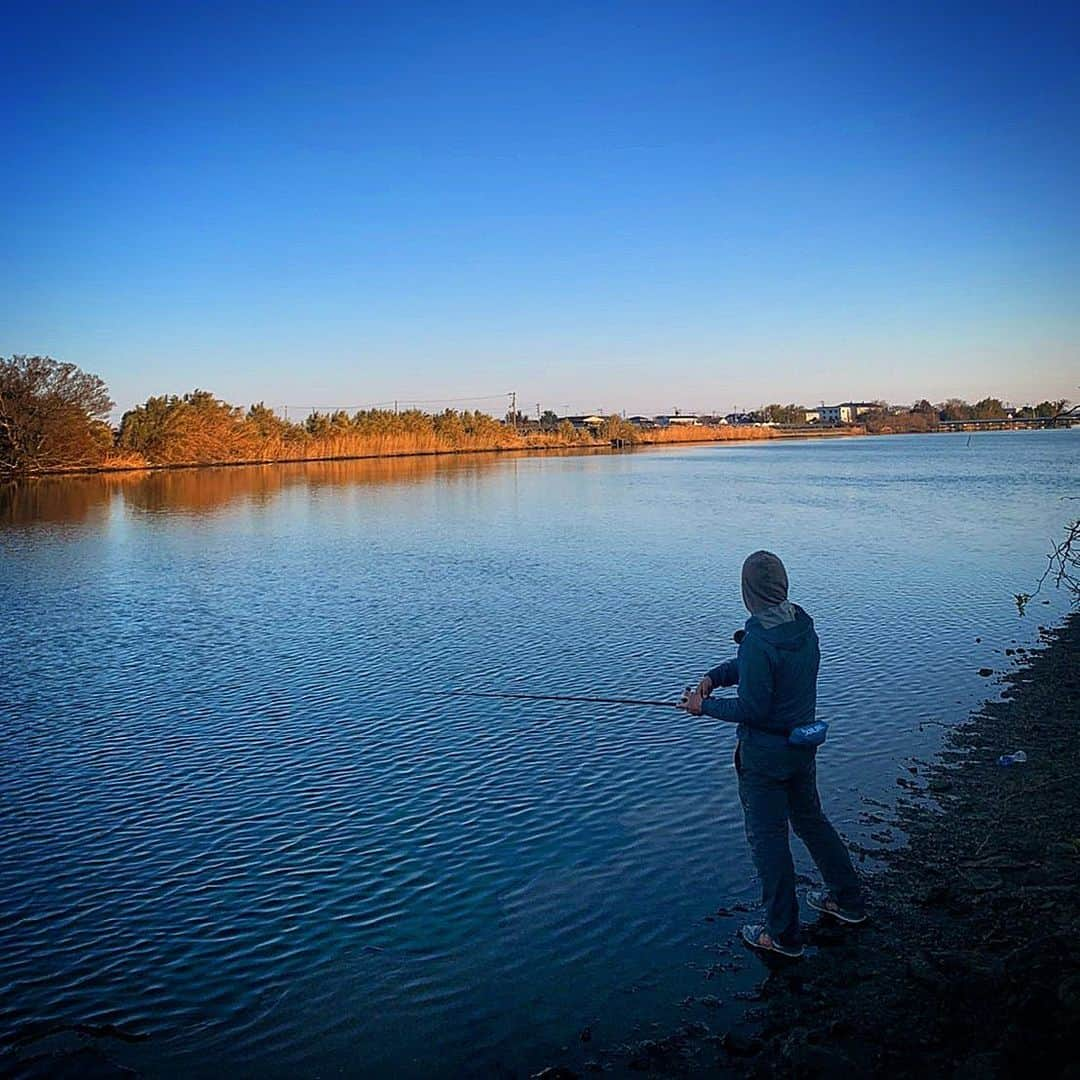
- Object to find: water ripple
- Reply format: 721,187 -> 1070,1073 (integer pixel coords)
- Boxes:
1,431 -> 1076,1076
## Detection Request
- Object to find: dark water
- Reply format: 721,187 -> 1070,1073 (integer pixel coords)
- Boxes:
2,431 -> 1076,1077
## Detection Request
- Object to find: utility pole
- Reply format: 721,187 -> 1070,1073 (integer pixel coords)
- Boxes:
510,391 -> 517,432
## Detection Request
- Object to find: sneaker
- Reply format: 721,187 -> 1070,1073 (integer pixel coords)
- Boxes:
806,889 -> 866,925
740,923 -> 804,958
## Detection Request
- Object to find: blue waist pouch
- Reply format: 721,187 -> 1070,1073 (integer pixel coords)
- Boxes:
788,720 -> 829,747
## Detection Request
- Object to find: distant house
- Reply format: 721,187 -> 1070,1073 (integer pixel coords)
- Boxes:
805,402 -> 876,425
725,412 -> 758,426
654,414 -> 702,427
562,414 -> 606,431
627,415 -> 658,429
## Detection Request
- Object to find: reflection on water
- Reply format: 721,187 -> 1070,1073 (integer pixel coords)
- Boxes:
0,448 -> 612,525
1,431 -> 1076,1078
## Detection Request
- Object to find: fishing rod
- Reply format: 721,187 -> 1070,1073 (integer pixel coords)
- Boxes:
449,631 -> 748,711
447,689 -> 682,709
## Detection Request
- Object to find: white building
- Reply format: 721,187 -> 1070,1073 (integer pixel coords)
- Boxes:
805,402 -> 876,425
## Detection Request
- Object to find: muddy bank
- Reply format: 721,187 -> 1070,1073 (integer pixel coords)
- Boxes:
533,614 -> 1079,1079
735,612 -> 1080,1078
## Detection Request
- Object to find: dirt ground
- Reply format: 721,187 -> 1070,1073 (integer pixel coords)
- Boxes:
737,612 -> 1080,1078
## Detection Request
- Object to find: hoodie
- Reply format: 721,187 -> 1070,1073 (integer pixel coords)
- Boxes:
700,605 -> 820,736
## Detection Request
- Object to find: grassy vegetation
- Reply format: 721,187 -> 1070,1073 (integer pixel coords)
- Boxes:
4,355 -> 1068,476
636,423 -> 774,445
99,399 -> 778,471
112,393 -> 553,466
90,384 -> 782,473
0,355 -> 813,476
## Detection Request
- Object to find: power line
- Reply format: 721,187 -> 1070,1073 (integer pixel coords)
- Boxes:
273,392 -> 514,416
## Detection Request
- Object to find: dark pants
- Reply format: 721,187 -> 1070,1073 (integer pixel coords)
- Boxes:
735,734 -> 863,947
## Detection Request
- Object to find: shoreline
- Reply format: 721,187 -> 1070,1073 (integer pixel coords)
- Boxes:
740,612 -> 1080,1077
13,423 -> 1074,481
10,426 -> 865,479
559,613 -> 1079,1078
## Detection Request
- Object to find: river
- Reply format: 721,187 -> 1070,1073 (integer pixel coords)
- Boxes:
1,430 -> 1076,1077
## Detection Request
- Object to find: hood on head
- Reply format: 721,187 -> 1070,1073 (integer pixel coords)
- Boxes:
741,550 -> 789,614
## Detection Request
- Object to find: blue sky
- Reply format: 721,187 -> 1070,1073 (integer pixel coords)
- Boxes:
3,1 -> 1078,416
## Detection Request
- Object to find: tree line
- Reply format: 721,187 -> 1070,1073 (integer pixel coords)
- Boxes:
0,355 -> 1071,475
0,356 -> 685,474
757,397 -> 1068,429
0,356 -> 549,473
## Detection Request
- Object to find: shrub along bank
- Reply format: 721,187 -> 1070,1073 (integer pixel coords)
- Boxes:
1,356 -> 776,475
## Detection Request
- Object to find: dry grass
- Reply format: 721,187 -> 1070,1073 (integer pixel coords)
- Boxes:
40,416 -> 788,476
636,424 -> 775,445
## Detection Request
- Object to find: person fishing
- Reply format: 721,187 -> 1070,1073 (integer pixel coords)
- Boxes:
680,550 -> 865,958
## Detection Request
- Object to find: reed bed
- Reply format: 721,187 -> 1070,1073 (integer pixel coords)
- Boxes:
38,391 -> 787,475
97,423 -> 773,471
635,424 -> 774,445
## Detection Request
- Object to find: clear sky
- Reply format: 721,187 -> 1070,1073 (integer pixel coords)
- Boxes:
3,1 -> 1078,417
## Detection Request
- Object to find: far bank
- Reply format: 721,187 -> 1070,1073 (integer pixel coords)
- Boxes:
22,422 -> 865,478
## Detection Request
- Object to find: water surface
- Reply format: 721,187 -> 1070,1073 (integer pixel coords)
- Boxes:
2,431 -> 1076,1076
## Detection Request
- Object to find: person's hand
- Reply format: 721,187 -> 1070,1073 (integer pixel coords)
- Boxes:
697,675 -> 714,697
681,687 -> 704,715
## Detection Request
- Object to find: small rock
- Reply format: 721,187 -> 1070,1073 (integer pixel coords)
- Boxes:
625,1037 -> 681,1072
978,668 -> 994,677
917,883 -> 951,907
719,1030 -> 761,1057
579,1026 -> 592,1043
827,1018 -> 854,1039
